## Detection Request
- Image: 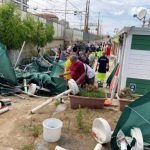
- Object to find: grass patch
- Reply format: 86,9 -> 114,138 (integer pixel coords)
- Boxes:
31,124 -> 42,138
76,107 -> 91,133
76,107 -> 84,130
22,145 -> 34,150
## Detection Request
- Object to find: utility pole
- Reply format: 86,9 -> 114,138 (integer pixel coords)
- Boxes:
64,0 -> 68,27
80,14 -> 83,30
64,0 -> 68,49
97,11 -> 100,36
84,0 -> 90,32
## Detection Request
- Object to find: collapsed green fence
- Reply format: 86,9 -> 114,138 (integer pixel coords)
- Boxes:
0,43 -> 17,85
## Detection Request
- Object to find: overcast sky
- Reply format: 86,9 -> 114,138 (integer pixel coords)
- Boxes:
28,0 -> 150,35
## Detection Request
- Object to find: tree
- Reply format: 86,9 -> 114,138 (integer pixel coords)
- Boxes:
0,3 -> 26,49
0,3 -> 54,50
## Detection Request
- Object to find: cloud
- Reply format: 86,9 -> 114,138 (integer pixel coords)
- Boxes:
112,10 -> 125,16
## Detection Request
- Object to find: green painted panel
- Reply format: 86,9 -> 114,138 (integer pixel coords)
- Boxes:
131,35 -> 150,51
126,78 -> 150,94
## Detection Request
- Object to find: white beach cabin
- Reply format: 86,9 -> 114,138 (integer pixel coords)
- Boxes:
117,27 -> 150,95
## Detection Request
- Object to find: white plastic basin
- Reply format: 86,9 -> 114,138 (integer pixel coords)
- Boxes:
43,118 -> 63,142
92,118 -> 111,144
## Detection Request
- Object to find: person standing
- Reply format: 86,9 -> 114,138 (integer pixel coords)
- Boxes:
73,44 -> 78,53
88,50 -> 95,68
63,53 -> 72,80
95,52 -> 109,87
105,43 -> 111,58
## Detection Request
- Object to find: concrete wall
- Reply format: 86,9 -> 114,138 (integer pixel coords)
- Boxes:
8,39 -> 64,66
73,30 -> 83,41
65,28 -> 83,42
65,29 -> 73,42
53,22 -> 64,39
8,43 -> 39,66
83,32 -> 100,41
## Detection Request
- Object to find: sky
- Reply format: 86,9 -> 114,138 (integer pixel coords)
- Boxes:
27,0 -> 150,36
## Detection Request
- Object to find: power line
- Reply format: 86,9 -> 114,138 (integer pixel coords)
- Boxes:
67,0 -> 80,11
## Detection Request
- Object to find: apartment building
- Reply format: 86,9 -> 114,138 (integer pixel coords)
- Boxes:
0,0 -> 29,12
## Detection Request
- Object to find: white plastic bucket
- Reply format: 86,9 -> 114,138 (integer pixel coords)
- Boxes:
43,118 -> 63,142
92,118 -> 111,144
28,83 -> 37,95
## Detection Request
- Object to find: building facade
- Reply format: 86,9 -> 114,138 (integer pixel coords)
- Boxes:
0,0 -> 28,12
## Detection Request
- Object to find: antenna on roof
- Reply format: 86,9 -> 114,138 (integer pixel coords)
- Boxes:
133,9 -> 147,27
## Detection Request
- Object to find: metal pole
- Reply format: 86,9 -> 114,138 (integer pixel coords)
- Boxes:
14,41 -> 26,68
64,0 -> 68,25
64,0 -> 68,48
86,0 -> 90,32
84,0 -> 88,32
80,13 -> 83,30
97,11 -> 100,36
31,89 -> 72,113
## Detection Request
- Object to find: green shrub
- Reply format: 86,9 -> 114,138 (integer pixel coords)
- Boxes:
0,3 -> 54,50
77,85 -> 106,98
31,124 -> 42,138
118,88 -> 139,100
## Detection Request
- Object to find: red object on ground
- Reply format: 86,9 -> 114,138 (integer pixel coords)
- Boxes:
91,131 -> 97,138
104,99 -> 112,106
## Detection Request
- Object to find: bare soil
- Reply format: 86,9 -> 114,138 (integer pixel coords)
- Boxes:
0,94 -> 121,150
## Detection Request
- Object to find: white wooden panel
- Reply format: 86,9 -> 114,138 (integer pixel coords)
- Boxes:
127,72 -> 150,80
128,68 -> 150,75
120,34 -> 132,89
128,60 -> 150,66
126,49 -> 150,80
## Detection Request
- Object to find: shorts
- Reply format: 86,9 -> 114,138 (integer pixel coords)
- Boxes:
96,72 -> 106,82
87,77 -> 95,84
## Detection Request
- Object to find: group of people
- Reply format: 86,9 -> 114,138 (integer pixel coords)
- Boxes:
58,41 -> 112,87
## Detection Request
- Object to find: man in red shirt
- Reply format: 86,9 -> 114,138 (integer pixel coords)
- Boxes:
59,55 -> 85,85
70,55 -> 85,84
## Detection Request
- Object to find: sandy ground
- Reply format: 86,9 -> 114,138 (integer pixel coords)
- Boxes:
0,94 -> 121,150
0,56 -> 119,150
